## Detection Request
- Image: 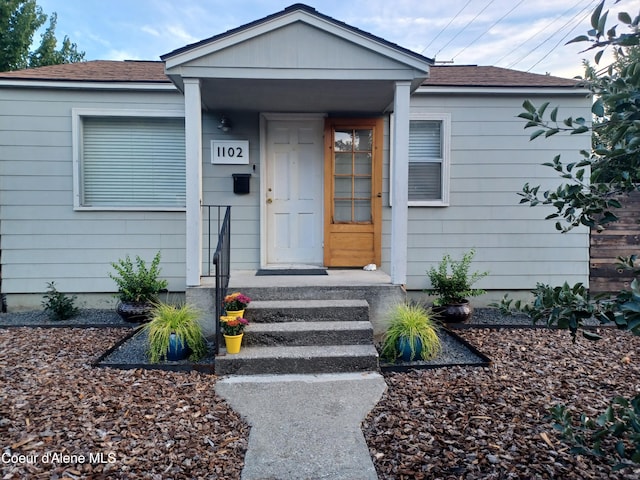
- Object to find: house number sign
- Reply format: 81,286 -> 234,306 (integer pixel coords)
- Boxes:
211,140 -> 249,165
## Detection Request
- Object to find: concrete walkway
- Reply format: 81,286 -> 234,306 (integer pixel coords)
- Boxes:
215,372 -> 387,480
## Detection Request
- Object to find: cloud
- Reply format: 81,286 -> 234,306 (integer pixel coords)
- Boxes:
166,24 -> 200,45
104,49 -> 142,61
141,25 -> 161,37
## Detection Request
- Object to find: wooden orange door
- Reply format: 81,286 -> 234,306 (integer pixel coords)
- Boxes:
324,118 -> 382,267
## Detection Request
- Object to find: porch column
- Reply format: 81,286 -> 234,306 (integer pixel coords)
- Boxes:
391,81 -> 411,285
184,78 -> 203,286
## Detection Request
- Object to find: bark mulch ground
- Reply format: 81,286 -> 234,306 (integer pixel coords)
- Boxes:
0,327 -> 248,479
1,321 -> 640,479
364,327 -> 640,479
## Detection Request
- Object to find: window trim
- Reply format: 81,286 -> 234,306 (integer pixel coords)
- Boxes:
72,108 -> 186,211
407,112 -> 450,207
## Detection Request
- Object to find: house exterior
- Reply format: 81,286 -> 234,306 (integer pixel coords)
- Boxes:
0,4 -> 591,310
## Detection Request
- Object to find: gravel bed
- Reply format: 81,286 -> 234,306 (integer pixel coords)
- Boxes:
0,309 -> 129,328
464,308 -> 534,327
379,329 -> 490,371
459,308 -> 607,328
97,328 -> 216,371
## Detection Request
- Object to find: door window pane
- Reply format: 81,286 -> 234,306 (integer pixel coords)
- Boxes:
354,153 -> 371,175
354,129 -> 372,151
332,127 -> 373,223
335,153 -> 353,175
334,130 -> 353,151
334,200 -> 352,222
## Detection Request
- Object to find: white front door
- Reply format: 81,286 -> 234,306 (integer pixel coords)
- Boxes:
265,118 -> 324,265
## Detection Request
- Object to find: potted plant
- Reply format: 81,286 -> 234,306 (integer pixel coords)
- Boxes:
220,316 -> 249,354
142,302 -> 207,362
426,248 -> 489,322
109,251 -> 168,322
223,292 -> 251,318
381,302 -> 442,362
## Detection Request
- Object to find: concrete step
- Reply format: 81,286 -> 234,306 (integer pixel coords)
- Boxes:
244,321 -> 373,347
215,344 -> 379,376
245,299 -> 369,323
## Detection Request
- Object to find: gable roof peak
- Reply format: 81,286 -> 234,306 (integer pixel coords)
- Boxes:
162,3 -> 432,66
284,3 -> 316,13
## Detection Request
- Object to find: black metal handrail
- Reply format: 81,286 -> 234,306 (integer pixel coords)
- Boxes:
205,205 -> 231,354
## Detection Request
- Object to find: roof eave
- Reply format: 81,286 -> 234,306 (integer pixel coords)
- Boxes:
0,79 -> 176,90
416,85 -> 591,95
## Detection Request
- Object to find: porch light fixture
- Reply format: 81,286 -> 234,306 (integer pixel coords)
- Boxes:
217,115 -> 232,132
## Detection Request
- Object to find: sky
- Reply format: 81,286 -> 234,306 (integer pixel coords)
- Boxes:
35,0 -> 640,79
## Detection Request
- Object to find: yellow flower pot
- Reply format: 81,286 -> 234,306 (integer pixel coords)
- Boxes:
225,309 -> 245,319
223,333 -> 243,354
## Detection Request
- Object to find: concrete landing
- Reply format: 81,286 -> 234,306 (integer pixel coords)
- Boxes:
215,372 -> 387,480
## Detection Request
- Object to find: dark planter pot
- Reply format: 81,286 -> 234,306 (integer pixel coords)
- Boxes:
116,301 -> 153,323
397,336 -> 423,362
434,300 -> 473,323
167,333 -> 189,361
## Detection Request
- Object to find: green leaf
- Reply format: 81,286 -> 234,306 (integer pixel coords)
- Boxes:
550,107 -> 558,122
538,102 -> 550,117
591,1 -> 604,31
567,35 -> 590,45
522,100 -> 536,114
618,12 -> 632,25
597,11 -> 609,37
518,112 -> 535,121
582,330 -> 602,341
595,50 -> 604,65
530,129 -> 546,140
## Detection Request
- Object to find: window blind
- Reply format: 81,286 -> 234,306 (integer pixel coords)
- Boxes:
409,163 -> 442,200
409,120 -> 442,201
82,117 -> 186,207
409,120 -> 441,161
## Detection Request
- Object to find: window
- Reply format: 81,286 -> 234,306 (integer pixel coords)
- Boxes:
73,110 -> 185,210
408,113 -> 450,206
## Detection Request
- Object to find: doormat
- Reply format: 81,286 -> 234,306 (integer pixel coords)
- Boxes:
256,269 -> 328,276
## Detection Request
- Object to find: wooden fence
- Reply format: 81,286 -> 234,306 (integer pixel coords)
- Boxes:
590,192 -> 640,294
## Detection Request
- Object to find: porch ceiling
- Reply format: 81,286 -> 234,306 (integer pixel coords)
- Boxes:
199,78 -> 400,113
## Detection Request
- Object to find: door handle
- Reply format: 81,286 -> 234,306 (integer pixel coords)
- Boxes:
267,198 -> 273,204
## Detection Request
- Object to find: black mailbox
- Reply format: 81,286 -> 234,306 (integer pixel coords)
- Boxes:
232,173 -> 251,194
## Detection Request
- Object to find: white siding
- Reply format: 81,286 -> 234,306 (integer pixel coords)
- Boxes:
397,93 -> 591,291
0,87 -> 187,296
201,111 -> 261,271
0,83 -> 592,298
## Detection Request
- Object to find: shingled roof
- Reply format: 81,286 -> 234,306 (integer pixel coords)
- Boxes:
0,60 -> 170,83
423,65 -> 578,88
0,60 -> 579,88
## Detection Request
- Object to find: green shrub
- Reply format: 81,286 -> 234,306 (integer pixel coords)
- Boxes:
551,395 -> 640,469
109,251 -> 168,303
426,249 -> 488,306
41,281 -> 79,320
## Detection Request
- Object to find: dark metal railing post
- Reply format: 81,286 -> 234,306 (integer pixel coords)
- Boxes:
211,206 -> 231,355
